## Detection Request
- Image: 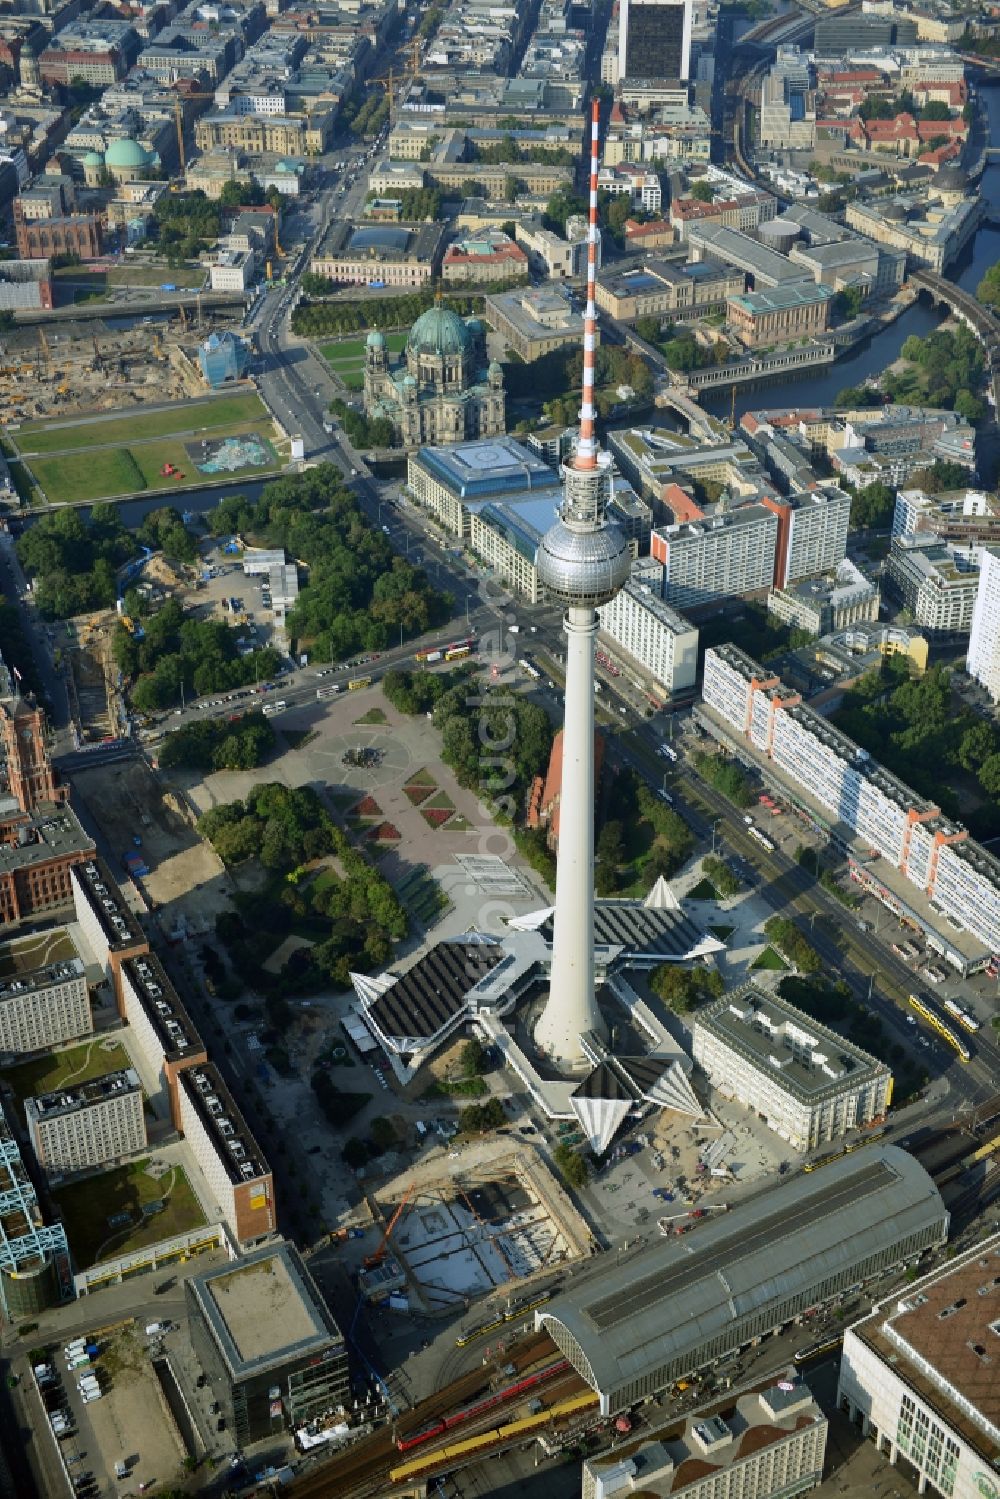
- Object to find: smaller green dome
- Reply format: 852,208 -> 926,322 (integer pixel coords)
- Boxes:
366,329 -> 386,349
105,137 -> 152,169
83,150 -> 104,167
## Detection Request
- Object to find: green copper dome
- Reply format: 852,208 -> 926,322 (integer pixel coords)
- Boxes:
407,306 -> 472,358
105,137 -> 153,169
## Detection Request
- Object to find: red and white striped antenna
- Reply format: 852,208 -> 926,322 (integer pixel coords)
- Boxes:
575,98 -> 601,473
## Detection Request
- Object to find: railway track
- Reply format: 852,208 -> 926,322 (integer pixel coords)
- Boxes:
288,1333 -> 564,1497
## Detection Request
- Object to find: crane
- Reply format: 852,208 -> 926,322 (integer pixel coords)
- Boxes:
369,36 -> 423,121
171,92 -> 220,173
363,1182 -> 415,1268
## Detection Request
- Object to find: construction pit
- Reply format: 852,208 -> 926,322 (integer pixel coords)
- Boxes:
69,756 -> 231,934
357,1155 -> 591,1316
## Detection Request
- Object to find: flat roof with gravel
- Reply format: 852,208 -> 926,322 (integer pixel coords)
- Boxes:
193,1242 -> 342,1376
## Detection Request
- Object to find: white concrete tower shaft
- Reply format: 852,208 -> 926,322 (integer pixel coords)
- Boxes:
533,102 -> 631,1067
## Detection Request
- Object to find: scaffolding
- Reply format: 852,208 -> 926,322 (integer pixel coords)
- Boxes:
0,1099 -> 73,1315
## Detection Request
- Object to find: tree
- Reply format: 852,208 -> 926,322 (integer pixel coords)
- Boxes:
370,1116 -> 397,1151
834,384 -> 881,409
688,179 -> 714,202
920,100 -> 952,121
650,964 -> 724,1012
834,286 -> 864,320
958,721 -> 997,772
635,315 -> 662,342
979,754 -> 1000,800
554,1143 -> 588,1188
978,261 -> 1000,311
460,1038 -> 487,1077
954,389 -> 985,423
908,461 -> 973,493
702,855 -> 741,897
850,480 -> 895,528
458,1097 -> 505,1133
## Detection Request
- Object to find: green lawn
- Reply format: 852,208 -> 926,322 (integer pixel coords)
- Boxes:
709,924 -> 735,941
29,449 -> 147,504
16,393 -> 267,451
0,929 -> 76,979
687,878 -> 720,902
405,768 -> 436,788
750,945 -> 789,971
26,423 -> 280,504
52,1159 -> 207,1269
353,707 -> 388,725
319,333 -> 407,367
53,265 -> 206,289
5,1040 -> 132,1114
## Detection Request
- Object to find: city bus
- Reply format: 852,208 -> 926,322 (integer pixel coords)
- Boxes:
347,675 -> 372,691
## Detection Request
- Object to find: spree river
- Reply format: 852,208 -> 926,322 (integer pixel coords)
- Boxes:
696,81 -> 1000,435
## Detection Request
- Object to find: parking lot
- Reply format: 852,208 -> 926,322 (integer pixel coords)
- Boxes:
28,1317 -> 189,1499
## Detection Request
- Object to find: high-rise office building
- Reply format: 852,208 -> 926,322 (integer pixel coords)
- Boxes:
966,547 -> 1000,703
618,0 -> 693,83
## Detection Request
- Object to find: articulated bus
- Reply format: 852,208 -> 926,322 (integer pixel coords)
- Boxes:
347,675 -> 372,691
908,993 -> 971,1061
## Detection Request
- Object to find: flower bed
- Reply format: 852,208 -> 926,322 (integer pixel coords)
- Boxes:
351,796 -> 382,818
369,822 -> 401,842
421,807 -> 451,828
404,784 -> 434,805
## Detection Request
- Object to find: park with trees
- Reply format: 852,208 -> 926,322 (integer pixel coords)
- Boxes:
112,597 -> 281,714
17,504 -> 136,619
206,466 -> 452,662
834,659 -> 1000,839
202,781 -> 407,1010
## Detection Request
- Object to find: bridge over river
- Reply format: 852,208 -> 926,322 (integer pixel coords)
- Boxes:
909,267 -> 1000,412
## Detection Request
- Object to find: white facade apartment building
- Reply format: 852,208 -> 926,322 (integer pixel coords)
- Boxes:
692,984 -> 892,1151
178,1064 -> 274,1245
778,487 -> 851,588
838,1236 -> 1000,1499
598,573 -> 698,694
651,506 -> 778,612
26,1068 -> 145,1174
0,952 -> 90,1055
966,548 -> 1000,703
886,537 -> 982,635
120,954 -> 206,1129
701,643 -> 1000,954
583,1371 -> 827,1499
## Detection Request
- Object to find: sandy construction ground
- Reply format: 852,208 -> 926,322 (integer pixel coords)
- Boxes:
72,758 -> 231,933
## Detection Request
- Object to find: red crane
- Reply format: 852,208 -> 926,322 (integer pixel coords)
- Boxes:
363,1182 -> 416,1269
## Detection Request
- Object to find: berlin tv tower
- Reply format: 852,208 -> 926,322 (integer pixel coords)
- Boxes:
533,101 -> 631,1068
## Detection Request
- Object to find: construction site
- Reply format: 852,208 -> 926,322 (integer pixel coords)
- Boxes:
69,754 -> 230,933
349,1153 -> 590,1318
0,312 -> 245,427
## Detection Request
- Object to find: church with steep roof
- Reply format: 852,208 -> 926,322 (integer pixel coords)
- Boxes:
362,304 -> 506,448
